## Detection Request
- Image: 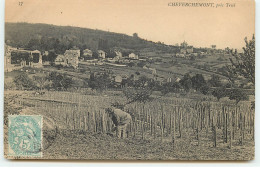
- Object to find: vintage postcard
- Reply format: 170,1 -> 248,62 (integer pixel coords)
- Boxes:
4,0 -> 255,160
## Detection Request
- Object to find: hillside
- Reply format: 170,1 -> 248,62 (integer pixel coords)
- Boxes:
5,22 -> 237,84
5,22 -> 179,54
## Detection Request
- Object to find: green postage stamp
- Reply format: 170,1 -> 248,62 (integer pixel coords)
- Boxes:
8,115 -> 43,158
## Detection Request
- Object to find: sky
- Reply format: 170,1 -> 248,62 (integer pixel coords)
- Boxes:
5,0 -> 255,49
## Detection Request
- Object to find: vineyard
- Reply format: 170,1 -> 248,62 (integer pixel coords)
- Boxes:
10,90 -> 254,160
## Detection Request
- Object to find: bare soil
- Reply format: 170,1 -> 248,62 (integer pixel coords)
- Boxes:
42,130 -> 254,160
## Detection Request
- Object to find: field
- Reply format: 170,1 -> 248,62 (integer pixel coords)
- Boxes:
5,90 -> 255,160
4,50 -> 255,160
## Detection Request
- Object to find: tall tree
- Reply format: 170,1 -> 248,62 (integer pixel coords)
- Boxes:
228,88 -> 249,104
191,74 -> 206,90
228,35 -> 255,84
179,73 -> 192,92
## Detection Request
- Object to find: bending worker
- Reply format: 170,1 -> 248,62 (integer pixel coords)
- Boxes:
105,107 -> 132,138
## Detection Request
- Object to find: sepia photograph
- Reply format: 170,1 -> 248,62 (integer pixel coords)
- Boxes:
3,0 -> 255,160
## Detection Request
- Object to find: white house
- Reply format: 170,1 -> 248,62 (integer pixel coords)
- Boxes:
64,49 -> 80,68
180,46 -> 193,54
83,49 -> 93,57
186,46 -> 193,53
55,55 -> 66,66
98,50 -> 106,58
5,46 -> 43,70
115,75 -> 123,83
115,50 -> 122,59
176,53 -> 185,58
175,77 -> 181,82
43,51 -> 49,56
129,53 -> 139,59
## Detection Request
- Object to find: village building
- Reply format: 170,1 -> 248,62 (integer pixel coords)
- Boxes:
83,49 -> 93,58
179,41 -> 193,54
174,77 -> 181,82
143,65 -> 149,70
164,76 -> 181,84
129,53 -> 139,59
43,51 -> 49,56
175,53 -> 186,58
112,50 -> 123,61
115,75 -> 123,83
191,53 -> 198,57
115,50 -> 122,59
200,51 -> 207,55
180,46 -> 193,54
54,55 -> 66,66
180,49 -> 187,54
4,45 -> 16,72
4,44 -> 43,72
186,46 -> 193,53
98,50 -> 106,58
114,74 -> 130,87
64,49 -> 80,68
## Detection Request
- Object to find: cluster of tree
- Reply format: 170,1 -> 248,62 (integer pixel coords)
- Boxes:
85,66 -> 250,104
160,81 -> 181,95
5,23 -> 180,55
179,73 -> 210,94
88,72 -> 114,91
47,72 -> 73,90
13,72 -> 73,91
211,87 -> 248,104
13,73 -> 37,90
121,76 -> 161,105
180,73 -> 250,103
87,72 -> 158,91
120,73 -> 249,105
227,35 -> 255,85
13,70 -> 250,105
25,37 -> 71,54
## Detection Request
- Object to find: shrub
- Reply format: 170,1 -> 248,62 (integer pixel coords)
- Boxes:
228,88 -> 249,104
191,74 -> 206,90
47,72 -> 73,90
179,73 -> 192,92
13,73 -> 36,90
212,87 -> 227,101
208,75 -> 222,87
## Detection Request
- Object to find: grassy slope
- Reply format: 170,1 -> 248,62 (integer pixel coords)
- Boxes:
5,22 -> 178,53
5,23 -> 233,82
